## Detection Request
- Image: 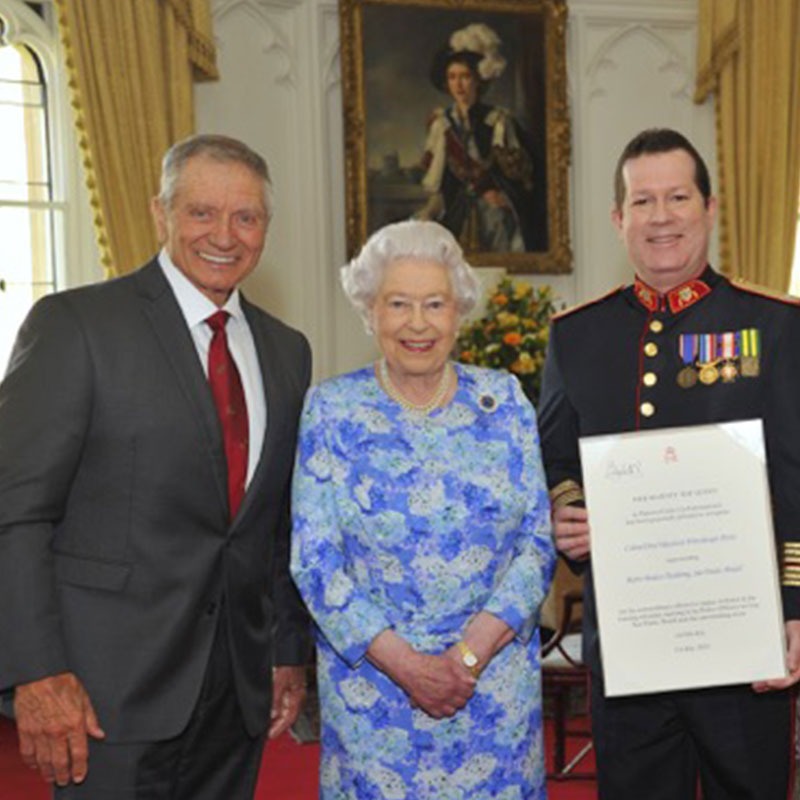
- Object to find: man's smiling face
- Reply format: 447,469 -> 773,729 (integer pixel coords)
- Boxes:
151,154 -> 269,306
612,148 -> 717,292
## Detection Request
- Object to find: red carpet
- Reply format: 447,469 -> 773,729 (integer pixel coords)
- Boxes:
0,716 -> 596,799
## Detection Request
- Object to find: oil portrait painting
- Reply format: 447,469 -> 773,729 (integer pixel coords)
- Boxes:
340,0 -> 571,273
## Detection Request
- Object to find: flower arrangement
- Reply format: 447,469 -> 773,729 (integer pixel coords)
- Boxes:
456,277 -> 560,405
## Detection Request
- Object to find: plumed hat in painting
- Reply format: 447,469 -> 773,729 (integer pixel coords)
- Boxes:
429,23 -> 507,94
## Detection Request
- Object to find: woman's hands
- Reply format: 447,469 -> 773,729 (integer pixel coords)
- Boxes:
367,630 -> 475,718
396,652 -> 476,718
367,612 -> 516,719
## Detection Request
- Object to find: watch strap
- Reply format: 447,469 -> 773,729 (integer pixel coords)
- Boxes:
456,640 -> 481,678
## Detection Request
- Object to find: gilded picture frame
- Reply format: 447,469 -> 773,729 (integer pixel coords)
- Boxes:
339,0 -> 571,273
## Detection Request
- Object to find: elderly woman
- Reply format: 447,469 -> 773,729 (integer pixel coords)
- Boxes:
418,23 -> 541,253
290,220 -> 555,799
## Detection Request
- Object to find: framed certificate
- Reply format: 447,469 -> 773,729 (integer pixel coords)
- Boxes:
579,420 -> 786,697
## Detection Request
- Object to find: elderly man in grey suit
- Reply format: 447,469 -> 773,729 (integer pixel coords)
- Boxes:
0,134 -> 312,799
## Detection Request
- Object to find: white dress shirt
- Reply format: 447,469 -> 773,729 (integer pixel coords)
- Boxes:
158,250 -> 267,485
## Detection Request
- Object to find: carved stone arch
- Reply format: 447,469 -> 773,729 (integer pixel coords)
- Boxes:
212,0 -> 295,87
586,23 -> 693,102
320,4 -> 340,95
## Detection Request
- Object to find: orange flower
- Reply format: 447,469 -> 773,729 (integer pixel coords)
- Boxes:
460,350 -> 474,363
492,293 -> 509,306
503,332 -> 522,346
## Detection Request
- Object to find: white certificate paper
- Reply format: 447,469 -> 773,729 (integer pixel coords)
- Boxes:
579,420 -> 786,697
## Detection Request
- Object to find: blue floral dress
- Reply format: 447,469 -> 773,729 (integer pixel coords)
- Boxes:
290,363 -> 555,800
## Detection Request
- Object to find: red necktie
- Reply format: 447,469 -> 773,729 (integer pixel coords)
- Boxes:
206,311 -> 249,520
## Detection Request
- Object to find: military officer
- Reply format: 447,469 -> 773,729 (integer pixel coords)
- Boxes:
539,127 -> 800,799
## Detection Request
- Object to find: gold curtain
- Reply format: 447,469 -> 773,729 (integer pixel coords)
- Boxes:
54,0 -> 218,277
695,0 -> 800,290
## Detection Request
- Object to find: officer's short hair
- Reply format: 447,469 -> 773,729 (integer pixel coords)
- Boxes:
613,128 -> 712,210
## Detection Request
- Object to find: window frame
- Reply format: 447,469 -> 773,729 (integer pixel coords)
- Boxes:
0,0 -> 99,293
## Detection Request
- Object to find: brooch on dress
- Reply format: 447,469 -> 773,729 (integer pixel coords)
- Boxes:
478,393 -> 499,413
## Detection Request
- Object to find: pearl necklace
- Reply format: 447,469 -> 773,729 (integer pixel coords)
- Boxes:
377,358 -> 453,415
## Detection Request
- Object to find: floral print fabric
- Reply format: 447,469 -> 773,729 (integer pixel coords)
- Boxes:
291,363 -> 555,799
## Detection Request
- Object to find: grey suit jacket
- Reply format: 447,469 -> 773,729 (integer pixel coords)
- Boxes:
0,259 -> 312,740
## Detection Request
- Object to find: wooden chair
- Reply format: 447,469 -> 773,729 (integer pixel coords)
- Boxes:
541,562 -> 594,780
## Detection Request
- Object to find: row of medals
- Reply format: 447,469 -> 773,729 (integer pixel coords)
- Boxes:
677,355 -> 760,388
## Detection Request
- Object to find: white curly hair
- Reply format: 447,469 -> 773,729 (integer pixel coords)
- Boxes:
340,220 -> 480,333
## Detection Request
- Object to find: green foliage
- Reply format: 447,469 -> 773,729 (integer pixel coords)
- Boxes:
456,277 -> 560,405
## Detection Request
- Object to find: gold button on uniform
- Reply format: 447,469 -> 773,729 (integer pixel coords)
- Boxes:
644,342 -> 658,357
649,320 -> 664,333
643,372 -> 657,387
640,402 -> 655,417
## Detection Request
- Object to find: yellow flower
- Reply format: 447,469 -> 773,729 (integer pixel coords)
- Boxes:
513,282 -> 533,300
512,352 -> 537,374
496,312 -> 520,329
455,277 -> 560,405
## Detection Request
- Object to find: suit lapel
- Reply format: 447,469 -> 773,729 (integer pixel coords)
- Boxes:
135,261 -> 229,517
235,299 -> 288,522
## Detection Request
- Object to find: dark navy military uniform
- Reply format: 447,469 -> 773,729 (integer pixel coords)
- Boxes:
539,265 -> 800,799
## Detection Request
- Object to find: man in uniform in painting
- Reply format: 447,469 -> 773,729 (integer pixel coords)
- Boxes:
539,127 -> 800,799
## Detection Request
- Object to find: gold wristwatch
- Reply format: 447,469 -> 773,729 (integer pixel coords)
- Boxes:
456,641 -> 481,678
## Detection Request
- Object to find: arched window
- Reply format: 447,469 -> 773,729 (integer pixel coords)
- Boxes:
0,30 -> 57,373
0,0 -> 97,376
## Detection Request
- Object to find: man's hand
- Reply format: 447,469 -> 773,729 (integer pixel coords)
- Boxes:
752,620 -> 800,692
269,665 -> 307,739
553,505 -> 591,561
14,672 -> 104,786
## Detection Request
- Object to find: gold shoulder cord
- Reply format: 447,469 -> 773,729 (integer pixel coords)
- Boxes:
549,479 -> 585,510
782,542 -> 800,587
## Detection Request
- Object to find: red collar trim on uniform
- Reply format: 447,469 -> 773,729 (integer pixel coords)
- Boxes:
633,276 -> 712,314
633,280 -> 659,311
